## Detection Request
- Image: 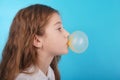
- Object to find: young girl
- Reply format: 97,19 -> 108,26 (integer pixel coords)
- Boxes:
0,4 -> 69,80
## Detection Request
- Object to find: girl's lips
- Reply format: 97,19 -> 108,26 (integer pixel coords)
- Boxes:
66,40 -> 70,47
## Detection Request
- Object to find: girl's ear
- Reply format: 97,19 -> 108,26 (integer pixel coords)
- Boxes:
33,35 -> 43,48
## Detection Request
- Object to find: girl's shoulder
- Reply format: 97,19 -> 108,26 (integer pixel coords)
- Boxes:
15,73 -> 33,80
15,66 -> 38,80
15,66 -> 55,80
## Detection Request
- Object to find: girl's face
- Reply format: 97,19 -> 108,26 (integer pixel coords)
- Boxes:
42,13 -> 69,56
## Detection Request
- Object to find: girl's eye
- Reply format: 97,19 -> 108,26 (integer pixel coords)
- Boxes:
58,27 -> 62,30
57,27 -> 62,31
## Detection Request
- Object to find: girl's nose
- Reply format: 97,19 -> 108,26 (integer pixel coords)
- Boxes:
64,29 -> 70,38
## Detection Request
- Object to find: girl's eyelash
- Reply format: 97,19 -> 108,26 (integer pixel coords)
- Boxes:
58,27 -> 62,30
57,27 -> 63,31
56,25 -> 64,31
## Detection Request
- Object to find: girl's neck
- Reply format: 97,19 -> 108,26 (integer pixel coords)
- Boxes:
37,50 -> 54,76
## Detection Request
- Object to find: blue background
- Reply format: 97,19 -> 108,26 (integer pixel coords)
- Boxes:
0,0 -> 120,80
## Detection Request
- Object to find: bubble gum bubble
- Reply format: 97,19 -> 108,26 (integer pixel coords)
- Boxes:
68,31 -> 89,54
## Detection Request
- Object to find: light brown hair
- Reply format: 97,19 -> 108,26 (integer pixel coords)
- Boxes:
0,4 -> 61,80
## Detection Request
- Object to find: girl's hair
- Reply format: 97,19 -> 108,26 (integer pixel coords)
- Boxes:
0,4 -> 61,80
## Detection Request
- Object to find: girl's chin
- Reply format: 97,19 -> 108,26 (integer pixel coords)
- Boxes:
62,49 -> 69,54
56,50 -> 68,56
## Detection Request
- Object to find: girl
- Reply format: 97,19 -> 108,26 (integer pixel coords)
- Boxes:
0,4 -> 69,80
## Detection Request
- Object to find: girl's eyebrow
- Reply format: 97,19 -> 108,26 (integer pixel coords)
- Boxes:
54,21 -> 62,25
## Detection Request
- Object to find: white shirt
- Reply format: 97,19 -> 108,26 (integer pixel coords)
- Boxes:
15,66 -> 55,80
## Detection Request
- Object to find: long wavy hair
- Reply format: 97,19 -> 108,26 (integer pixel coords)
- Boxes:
0,4 -> 61,80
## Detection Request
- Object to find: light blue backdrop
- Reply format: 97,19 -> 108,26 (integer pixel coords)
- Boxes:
0,0 -> 120,80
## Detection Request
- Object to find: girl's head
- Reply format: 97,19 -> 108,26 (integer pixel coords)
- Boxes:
0,4 -> 69,80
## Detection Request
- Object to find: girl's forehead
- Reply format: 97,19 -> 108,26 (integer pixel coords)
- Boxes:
49,13 -> 62,24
